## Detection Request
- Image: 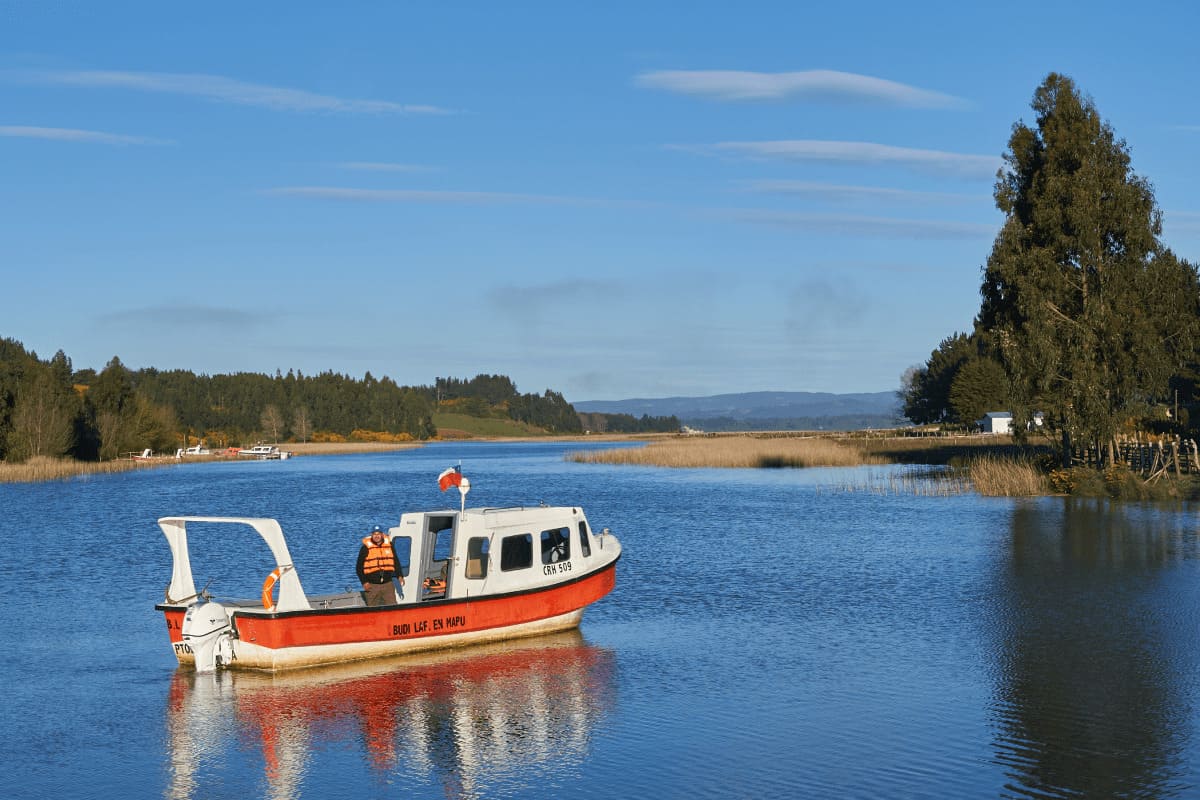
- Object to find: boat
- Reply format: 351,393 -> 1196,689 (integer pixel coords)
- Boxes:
175,444 -> 212,458
236,444 -> 292,460
155,469 -> 622,672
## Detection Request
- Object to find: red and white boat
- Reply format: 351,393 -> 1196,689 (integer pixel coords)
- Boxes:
155,470 -> 621,672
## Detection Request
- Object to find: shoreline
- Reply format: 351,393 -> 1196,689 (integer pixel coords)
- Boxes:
0,432 -> 1050,486
0,435 -> 654,484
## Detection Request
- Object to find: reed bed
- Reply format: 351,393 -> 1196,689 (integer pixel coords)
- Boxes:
0,456 -> 149,483
819,466 -> 971,497
965,455 -> 1048,496
568,436 -> 883,469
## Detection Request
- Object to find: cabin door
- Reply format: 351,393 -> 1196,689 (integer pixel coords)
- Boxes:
421,515 -> 456,600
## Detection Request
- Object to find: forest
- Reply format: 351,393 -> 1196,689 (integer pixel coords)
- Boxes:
0,341 -> 676,464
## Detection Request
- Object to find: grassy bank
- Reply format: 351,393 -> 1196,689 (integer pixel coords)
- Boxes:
0,456 -> 148,483
432,412 -> 556,439
566,431 -> 1200,499
568,434 -> 881,468
0,441 -> 426,484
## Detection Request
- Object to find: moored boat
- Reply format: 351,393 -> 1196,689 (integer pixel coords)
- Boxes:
155,469 -> 621,672
236,444 -> 292,460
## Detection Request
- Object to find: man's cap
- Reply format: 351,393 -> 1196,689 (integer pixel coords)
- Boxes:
370,524 -> 384,533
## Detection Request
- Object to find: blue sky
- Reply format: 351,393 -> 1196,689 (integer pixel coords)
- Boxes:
3,2 -> 1198,401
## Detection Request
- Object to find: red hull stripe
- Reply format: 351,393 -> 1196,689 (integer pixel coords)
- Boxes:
160,559 -> 618,653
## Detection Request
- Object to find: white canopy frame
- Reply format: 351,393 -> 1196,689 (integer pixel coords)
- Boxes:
158,516 -> 310,612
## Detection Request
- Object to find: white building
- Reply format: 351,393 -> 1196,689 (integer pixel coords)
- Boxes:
979,411 -> 1013,434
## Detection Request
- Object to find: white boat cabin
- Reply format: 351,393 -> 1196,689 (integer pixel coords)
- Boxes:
160,505 -> 615,614
389,505 -> 610,603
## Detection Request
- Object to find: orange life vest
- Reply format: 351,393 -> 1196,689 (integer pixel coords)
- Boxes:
361,535 -> 396,576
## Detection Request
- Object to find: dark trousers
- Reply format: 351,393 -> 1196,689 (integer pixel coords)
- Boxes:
364,581 -> 397,607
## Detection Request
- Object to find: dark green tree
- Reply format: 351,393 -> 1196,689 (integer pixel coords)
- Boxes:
901,332 -> 975,424
979,73 -> 1200,463
949,356 -> 1011,427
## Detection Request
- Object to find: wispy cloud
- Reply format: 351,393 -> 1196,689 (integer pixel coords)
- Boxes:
96,304 -> 263,330
739,180 -> 989,205
696,139 -> 1000,179
7,69 -> 452,114
1164,211 -> 1200,234
726,209 -> 996,240
487,279 -> 624,309
264,186 -> 578,204
0,124 -> 168,145
636,69 -> 967,109
785,279 -> 866,333
338,162 -> 434,173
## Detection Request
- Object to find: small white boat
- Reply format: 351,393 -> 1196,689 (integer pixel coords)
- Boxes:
236,444 -> 291,460
156,470 -> 622,672
176,444 -> 212,458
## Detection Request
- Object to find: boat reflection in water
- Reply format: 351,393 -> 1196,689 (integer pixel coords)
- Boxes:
164,630 -> 616,799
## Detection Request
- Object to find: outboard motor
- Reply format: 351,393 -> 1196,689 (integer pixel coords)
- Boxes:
182,601 -> 235,673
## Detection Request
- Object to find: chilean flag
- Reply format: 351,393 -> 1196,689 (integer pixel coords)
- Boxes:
438,466 -> 463,491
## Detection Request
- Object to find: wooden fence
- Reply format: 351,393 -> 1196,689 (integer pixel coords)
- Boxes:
1071,437 -> 1200,478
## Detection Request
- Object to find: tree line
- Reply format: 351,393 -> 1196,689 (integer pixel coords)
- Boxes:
900,73 -> 1200,466
0,341 -> 677,463
0,342 -> 178,461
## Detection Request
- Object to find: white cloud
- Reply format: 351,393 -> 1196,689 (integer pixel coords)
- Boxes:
264,186 -> 578,204
709,139 -> 1001,179
8,69 -> 452,114
0,125 -> 168,145
636,69 -> 967,108
727,209 -> 996,240
740,180 -> 989,205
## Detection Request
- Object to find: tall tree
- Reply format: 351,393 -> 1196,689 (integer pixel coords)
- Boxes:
292,404 -> 311,443
260,404 -> 285,442
979,73 -> 1200,463
7,361 -> 77,460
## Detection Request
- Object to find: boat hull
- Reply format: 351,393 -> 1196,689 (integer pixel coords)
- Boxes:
159,559 -> 617,671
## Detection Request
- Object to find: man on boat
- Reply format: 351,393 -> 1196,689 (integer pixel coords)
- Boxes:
356,525 -> 405,606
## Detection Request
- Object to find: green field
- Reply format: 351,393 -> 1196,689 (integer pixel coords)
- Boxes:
433,412 -> 550,438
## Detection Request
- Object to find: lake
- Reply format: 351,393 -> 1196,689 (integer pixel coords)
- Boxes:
2,441 -> 1199,798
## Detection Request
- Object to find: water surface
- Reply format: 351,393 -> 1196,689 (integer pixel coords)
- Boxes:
2,442 -> 1198,798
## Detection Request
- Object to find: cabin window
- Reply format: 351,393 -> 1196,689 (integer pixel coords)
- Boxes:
541,527 -> 570,564
577,522 -> 591,557
500,533 -> 533,571
392,535 -> 413,577
466,537 -> 489,579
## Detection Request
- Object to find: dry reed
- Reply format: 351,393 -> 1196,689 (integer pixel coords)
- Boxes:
568,435 -> 883,468
820,467 -> 971,497
964,455 -> 1047,496
0,456 -> 149,483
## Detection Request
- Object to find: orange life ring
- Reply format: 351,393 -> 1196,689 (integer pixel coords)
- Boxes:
262,567 -> 282,610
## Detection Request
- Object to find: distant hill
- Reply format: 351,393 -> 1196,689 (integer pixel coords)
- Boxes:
574,391 -> 905,432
